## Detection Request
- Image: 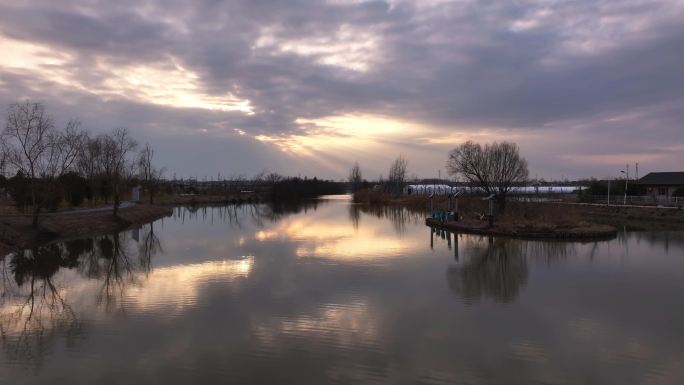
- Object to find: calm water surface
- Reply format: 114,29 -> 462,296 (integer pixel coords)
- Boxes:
2,196 -> 684,384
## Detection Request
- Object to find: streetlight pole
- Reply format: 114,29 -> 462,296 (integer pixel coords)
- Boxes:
621,169 -> 628,205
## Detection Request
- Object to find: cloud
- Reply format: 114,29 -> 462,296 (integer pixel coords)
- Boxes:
0,0 -> 682,179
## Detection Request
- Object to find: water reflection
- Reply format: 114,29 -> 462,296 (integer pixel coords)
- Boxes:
1,243 -> 82,363
446,237 -> 529,303
351,204 -> 425,235
1,199 -> 684,385
173,199 -> 324,228
439,233 -> 580,303
0,225 -> 164,362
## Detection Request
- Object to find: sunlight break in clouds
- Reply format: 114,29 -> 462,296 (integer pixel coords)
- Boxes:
104,61 -> 254,113
0,35 -> 253,113
253,24 -> 382,72
255,114 -> 428,155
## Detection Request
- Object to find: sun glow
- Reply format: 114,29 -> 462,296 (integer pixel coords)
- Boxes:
0,35 -> 253,113
255,113 -> 428,155
253,216 -> 415,261
102,61 -> 254,113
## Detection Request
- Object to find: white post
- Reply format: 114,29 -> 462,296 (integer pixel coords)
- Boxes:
624,177 -> 628,205
623,166 -> 628,205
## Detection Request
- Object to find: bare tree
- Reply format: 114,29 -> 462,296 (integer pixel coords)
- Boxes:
265,172 -> 282,185
96,128 -> 137,215
43,120 -> 84,178
3,102 -> 52,224
388,155 -> 408,196
349,162 -> 363,193
3,101 -> 83,227
76,133 -> 102,204
446,141 -> 528,210
0,134 -> 8,177
137,142 -> 165,204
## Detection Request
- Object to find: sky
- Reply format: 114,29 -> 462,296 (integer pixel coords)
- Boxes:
0,0 -> 682,181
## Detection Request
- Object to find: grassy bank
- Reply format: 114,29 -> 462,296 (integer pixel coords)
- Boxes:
352,189 -> 432,208
0,204 -> 172,256
352,189 -> 684,238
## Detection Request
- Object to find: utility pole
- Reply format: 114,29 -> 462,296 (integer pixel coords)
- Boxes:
626,164 -> 629,204
608,179 -> 611,205
621,167 -> 628,205
635,163 -> 639,181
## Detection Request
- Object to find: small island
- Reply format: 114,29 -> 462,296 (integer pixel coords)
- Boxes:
426,216 -> 617,240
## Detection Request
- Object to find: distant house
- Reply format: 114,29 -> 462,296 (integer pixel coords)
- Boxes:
638,172 -> 684,198
131,185 -> 142,202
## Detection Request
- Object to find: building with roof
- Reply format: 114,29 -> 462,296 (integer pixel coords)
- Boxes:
638,172 -> 684,198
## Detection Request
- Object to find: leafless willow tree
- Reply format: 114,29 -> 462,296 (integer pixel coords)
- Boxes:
96,128 -> 137,215
137,143 -> 165,204
3,101 -> 84,227
446,141 -> 528,210
388,155 -> 408,195
349,162 -> 363,192
75,133 -> 103,203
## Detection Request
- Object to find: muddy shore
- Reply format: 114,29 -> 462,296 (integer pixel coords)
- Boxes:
426,217 -> 618,240
0,204 -> 172,256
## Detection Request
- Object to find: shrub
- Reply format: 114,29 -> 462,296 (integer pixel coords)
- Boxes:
59,172 -> 88,207
8,172 -> 31,210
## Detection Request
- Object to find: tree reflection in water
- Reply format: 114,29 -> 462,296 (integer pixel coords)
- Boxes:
446,235 -> 577,303
173,200 -> 324,230
356,205 -> 425,235
0,243 -> 82,363
348,203 -> 361,230
0,222 -> 162,362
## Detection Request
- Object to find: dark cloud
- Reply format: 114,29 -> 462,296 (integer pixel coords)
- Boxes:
1,0 -> 682,178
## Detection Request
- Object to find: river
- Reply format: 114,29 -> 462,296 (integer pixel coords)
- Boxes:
1,195 -> 683,384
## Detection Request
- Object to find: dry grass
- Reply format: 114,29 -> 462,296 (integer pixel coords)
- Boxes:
0,204 -> 171,256
353,189 -> 449,209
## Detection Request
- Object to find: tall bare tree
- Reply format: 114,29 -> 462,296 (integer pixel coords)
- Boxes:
90,129 -> 137,214
349,162 -> 363,193
446,141 -> 528,210
0,136 -> 7,178
3,101 -> 52,223
76,133 -> 102,204
3,101 -> 83,227
388,155 -> 408,196
137,142 -> 164,204
110,128 -> 137,215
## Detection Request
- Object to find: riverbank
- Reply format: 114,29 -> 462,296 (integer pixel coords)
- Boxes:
0,204 -> 172,256
554,203 -> 684,230
426,217 -> 618,240
153,192 -> 267,206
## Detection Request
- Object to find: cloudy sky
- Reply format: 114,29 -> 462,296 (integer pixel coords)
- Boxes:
1,0 -> 682,180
